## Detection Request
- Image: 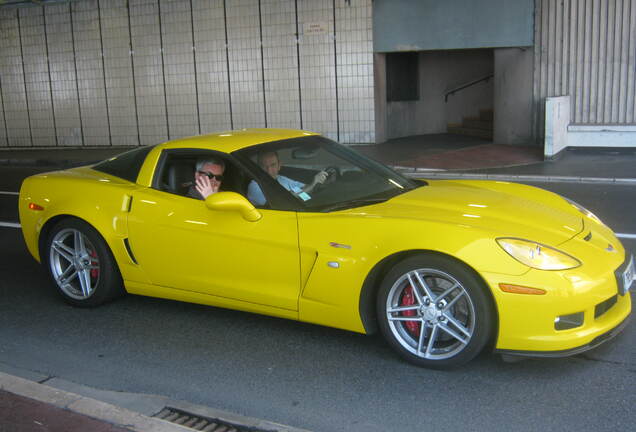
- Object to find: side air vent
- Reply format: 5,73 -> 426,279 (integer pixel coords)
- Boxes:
123,238 -> 138,264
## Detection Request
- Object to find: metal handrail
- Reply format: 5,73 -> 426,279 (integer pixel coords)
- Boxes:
444,74 -> 494,102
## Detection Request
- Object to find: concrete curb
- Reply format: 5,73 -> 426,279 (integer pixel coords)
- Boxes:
0,372 -> 189,432
0,372 -> 310,432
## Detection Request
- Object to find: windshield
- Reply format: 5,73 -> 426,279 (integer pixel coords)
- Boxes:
235,135 -> 422,212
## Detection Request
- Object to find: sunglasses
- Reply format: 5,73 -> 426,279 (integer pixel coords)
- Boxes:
197,171 -> 224,181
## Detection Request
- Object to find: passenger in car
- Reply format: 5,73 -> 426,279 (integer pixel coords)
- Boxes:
247,151 -> 327,205
187,158 -> 225,200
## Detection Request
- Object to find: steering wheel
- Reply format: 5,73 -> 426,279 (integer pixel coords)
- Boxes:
323,166 -> 340,184
310,166 -> 340,195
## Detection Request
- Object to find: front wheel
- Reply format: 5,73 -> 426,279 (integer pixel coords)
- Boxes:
45,218 -> 124,307
377,254 -> 494,369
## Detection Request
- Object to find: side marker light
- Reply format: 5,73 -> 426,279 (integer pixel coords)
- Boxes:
499,283 -> 546,295
28,203 -> 44,211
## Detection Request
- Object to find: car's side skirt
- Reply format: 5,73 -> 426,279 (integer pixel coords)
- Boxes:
124,280 -> 299,321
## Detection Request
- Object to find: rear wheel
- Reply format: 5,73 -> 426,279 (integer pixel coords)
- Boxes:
45,218 -> 123,307
377,254 -> 493,369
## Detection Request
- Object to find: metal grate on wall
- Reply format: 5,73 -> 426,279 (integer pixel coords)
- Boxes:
0,0 -> 375,148
533,0 -> 636,138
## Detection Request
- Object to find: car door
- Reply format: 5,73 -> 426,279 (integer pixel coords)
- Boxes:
126,174 -> 301,313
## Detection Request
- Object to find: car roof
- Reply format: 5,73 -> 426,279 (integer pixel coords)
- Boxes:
158,128 -> 318,153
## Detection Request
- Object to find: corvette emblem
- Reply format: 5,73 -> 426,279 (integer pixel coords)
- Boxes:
606,244 -> 615,252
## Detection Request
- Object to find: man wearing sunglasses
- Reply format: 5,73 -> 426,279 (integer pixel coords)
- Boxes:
187,158 -> 225,200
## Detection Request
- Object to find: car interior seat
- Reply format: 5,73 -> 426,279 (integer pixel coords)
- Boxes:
166,161 -> 194,196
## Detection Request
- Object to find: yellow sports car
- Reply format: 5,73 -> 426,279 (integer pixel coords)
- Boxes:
19,129 -> 633,368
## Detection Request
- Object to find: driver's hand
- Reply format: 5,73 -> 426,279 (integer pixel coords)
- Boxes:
313,171 -> 328,186
196,175 -> 219,199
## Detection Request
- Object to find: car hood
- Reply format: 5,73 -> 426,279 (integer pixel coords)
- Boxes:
352,179 -> 584,246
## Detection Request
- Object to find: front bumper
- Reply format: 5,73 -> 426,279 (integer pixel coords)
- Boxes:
495,313 -> 631,358
482,259 -> 632,354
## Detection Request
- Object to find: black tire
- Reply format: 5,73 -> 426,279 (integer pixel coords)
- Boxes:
377,254 -> 494,369
44,218 -> 124,307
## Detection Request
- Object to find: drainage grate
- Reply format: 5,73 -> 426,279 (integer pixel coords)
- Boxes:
154,407 -> 254,432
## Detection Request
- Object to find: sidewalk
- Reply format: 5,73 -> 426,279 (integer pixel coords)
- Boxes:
1,133 -> 635,182
0,371 -> 309,432
352,134 -> 636,183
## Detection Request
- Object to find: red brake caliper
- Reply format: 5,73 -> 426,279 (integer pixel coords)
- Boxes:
89,250 -> 99,279
401,285 -> 421,336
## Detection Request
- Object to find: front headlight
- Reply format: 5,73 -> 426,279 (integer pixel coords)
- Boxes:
564,197 -> 603,225
496,238 -> 581,270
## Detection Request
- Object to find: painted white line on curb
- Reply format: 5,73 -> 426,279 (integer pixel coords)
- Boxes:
0,191 -> 19,195
616,233 -> 636,239
0,222 -> 20,228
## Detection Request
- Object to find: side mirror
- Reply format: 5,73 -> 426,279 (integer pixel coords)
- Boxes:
205,192 -> 262,222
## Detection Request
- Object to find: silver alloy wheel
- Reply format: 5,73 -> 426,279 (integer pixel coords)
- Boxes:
49,228 -> 101,300
385,268 -> 476,360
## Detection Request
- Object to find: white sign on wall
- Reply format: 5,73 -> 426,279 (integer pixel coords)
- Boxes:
303,21 -> 328,35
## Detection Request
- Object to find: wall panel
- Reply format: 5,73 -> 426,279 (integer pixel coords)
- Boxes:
336,0 -> 374,143
46,4 -> 82,146
0,75 -> 6,146
72,0 -> 109,146
226,0 -> 265,129
192,0 -> 231,134
19,7 -> 55,147
0,8 -> 6,146
0,7 -> 31,146
298,0 -> 337,141
100,0 -> 139,146
161,0 -> 199,139
534,0 -> 636,138
129,0 -> 168,145
261,0 -> 300,129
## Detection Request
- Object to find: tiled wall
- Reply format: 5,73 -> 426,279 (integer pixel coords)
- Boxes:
0,0 -> 374,147
1,7 -> 31,147
335,0 -> 373,143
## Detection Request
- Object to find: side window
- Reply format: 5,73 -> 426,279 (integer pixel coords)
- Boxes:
239,143 -> 336,209
92,145 -> 156,183
158,154 -> 196,197
153,150 -> 252,200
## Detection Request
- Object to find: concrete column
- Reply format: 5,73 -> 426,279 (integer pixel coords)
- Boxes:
493,47 -> 535,145
373,53 -> 387,144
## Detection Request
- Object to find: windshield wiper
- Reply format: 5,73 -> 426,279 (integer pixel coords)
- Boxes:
320,198 -> 388,212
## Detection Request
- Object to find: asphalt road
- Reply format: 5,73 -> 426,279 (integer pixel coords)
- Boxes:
1,167 -> 635,432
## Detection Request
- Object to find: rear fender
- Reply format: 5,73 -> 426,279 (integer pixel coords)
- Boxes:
19,173 -> 149,284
